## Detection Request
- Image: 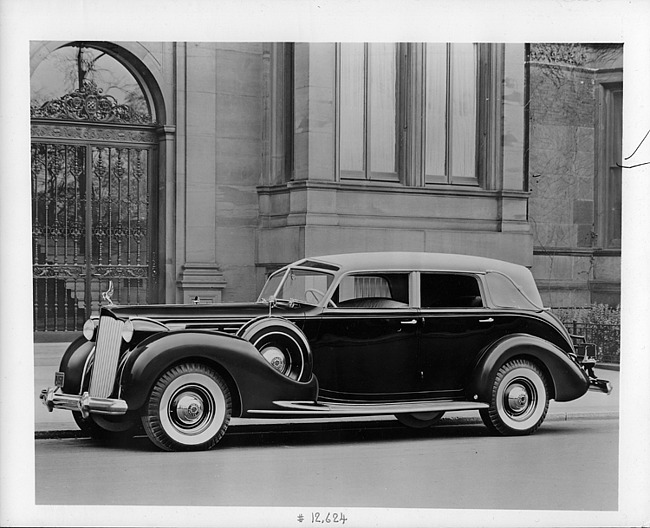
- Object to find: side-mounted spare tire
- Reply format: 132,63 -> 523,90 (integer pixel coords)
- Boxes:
236,316 -> 312,382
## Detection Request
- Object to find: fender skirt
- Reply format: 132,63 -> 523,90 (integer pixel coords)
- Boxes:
119,330 -> 318,415
466,333 -> 589,403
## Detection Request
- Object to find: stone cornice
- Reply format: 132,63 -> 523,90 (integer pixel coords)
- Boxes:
534,247 -> 621,257
257,180 -> 530,200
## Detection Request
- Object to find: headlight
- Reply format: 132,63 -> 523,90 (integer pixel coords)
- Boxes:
83,318 -> 98,341
122,319 -> 135,343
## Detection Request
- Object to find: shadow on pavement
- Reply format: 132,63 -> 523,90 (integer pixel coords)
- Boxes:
42,416 -> 617,453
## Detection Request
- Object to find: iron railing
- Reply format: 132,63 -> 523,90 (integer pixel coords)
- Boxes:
566,321 -> 620,364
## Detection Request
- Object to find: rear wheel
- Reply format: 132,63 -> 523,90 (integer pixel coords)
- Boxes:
141,363 -> 231,451
479,359 -> 549,436
395,411 -> 445,429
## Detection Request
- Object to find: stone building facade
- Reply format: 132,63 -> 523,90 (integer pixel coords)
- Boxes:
527,44 -> 623,307
29,41 -> 619,334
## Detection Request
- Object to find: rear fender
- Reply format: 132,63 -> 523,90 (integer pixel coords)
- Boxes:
120,330 -> 318,414
466,333 -> 589,403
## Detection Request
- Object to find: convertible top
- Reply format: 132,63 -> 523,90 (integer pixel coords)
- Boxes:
302,251 -> 525,275
295,251 -> 543,310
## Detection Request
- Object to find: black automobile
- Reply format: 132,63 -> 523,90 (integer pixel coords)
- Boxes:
41,252 -> 611,451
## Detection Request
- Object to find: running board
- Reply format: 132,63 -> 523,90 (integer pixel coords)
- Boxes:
248,400 -> 489,416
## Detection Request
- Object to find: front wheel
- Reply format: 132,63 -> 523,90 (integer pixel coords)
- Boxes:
141,363 -> 231,451
479,359 -> 549,436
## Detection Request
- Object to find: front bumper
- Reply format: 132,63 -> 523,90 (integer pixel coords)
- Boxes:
40,387 -> 129,418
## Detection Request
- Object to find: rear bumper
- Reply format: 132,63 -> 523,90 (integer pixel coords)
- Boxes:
40,387 -> 128,418
572,338 -> 613,395
579,357 -> 612,394
587,376 -> 612,394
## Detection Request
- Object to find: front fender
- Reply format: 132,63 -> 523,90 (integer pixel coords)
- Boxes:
59,335 -> 94,395
466,333 -> 589,403
120,330 -> 318,414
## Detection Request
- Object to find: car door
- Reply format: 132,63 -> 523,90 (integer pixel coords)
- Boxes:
307,272 -> 421,401
417,273 -> 519,397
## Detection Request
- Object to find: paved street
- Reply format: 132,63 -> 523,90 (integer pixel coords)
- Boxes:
35,418 -> 618,510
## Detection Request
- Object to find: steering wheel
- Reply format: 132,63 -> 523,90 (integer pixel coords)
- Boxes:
304,288 -> 337,308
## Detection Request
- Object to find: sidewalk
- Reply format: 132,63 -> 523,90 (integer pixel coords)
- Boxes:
34,342 -> 619,439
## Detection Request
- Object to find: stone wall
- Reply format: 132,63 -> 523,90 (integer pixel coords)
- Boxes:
527,44 -> 623,307
257,43 -> 532,285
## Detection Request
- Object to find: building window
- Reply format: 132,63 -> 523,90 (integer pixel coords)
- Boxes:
423,44 -> 478,185
598,83 -> 622,249
336,43 -> 482,186
338,43 -> 401,182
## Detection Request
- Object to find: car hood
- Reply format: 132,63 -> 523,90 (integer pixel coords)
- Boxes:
101,302 -> 308,326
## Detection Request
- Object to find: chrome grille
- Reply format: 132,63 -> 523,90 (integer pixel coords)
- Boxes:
89,316 -> 124,398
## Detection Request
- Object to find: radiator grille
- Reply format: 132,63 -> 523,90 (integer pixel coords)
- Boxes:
89,316 -> 124,398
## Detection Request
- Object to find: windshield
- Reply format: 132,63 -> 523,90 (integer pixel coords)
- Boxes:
258,268 -> 335,305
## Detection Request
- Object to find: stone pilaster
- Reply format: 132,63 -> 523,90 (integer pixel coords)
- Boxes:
177,263 -> 227,304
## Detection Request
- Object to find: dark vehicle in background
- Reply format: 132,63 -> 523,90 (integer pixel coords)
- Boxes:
41,252 -> 611,451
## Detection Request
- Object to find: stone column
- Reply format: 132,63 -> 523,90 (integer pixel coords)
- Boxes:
293,43 -> 337,181
176,43 -> 226,303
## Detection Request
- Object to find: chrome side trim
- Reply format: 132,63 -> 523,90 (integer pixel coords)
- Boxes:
248,400 -> 489,415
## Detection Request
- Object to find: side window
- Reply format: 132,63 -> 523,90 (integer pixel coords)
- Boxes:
420,274 -> 483,308
333,273 -> 410,309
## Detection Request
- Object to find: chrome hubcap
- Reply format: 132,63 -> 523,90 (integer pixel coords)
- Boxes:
173,393 -> 205,425
506,384 -> 529,413
261,346 -> 287,373
168,385 -> 215,431
502,377 -> 537,420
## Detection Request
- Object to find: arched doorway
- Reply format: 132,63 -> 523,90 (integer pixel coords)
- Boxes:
31,44 -> 160,332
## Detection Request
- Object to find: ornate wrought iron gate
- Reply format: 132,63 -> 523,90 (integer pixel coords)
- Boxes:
31,84 -> 158,331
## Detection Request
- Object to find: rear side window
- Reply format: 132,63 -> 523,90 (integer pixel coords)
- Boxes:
420,274 -> 483,308
332,273 -> 410,308
485,271 -> 543,310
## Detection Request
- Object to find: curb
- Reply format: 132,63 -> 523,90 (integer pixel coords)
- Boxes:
34,411 -> 619,440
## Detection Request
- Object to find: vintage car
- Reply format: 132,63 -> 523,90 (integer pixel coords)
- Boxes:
41,252 -> 611,451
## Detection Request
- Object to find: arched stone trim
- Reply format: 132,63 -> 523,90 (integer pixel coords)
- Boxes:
30,41 -> 168,125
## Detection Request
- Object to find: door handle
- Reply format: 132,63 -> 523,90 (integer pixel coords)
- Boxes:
400,319 -> 418,325
479,317 -> 494,323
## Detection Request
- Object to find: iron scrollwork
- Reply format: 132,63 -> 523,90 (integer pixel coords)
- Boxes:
30,80 -> 154,125
93,265 -> 150,279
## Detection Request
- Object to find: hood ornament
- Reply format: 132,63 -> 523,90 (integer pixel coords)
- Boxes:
102,281 -> 114,305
